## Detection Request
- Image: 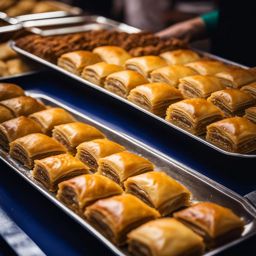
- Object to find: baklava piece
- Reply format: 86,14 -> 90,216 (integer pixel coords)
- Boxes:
0,106 -> 14,123
241,81 -> 256,98
244,107 -> 256,124
0,83 -> 24,101
6,59 -> 30,76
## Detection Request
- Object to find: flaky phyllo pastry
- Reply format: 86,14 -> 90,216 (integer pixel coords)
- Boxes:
57,174 -> 123,214
128,218 -> 205,256
128,82 -> 183,117
0,116 -> 42,151
52,122 -> 105,155
0,106 -> 14,123
150,64 -> 198,87
29,108 -> 76,135
207,89 -> 256,117
81,62 -> 124,86
206,116 -> 256,153
33,153 -> 89,192
76,138 -> 125,172
0,83 -> 24,101
244,106 -> 256,124
178,75 -> 228,99
166,98 -> 224,135
9,133 -> 66,168
125,56 -> 167,78
174,202 -> 244,248
160,49 -> 200,65
57,50 -> 102,75
98,151 -> 154,187
104,70 -> 148,98
124,171 -> 191,216
241,81 -> 256,98
85,194 -> 160,245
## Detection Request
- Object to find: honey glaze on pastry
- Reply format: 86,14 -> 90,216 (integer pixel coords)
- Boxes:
0,106 -> 15,123
241,81 -> 256,98
0,83 -> 25,101
244,106 -> 256,124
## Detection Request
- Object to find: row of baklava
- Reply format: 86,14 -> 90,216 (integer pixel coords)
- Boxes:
0,83 -> 245,256
57,47 -> 256,153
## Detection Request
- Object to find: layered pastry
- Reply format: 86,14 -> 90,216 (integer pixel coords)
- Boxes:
178,75 -> 228,99
104,70 -> 148,98
5,0 -> 36,16
244,107 -> 256,124
0,106 -> 14,123
57,51 -> 102,75
186,60 -> 230,75
128,218 -> 205,256
125,56 -> 167,78
0,43 -> 18,61
57,174 -> 123,214
6,59 -> 30,76
160,49 -> 200,65
128,82 -> 183,117
29,108 -> 75,135
124,171 -> 191,216
208,89 -> 256,117
52,122 -> 105,155
0,61 -> 9,77
241,82 -> 256,98
166,98 -> 224,135
98,151 -> 154,187
0,116 -> 42,151
76,138 -> 125,172
0,83 -> 24,101
92,46 -> 131,66
33,153 -> 89,192
174,202 -> 244,248
206,116 -> 256,153
0,96 -> 46,117
85,194 -> 160,245
9,133 -> 66,168
150,65 -> 198,88
81,62 -> 124,86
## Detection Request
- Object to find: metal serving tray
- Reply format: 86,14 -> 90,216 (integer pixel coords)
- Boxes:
0,91 -> 255,256
11,42 -> 256,158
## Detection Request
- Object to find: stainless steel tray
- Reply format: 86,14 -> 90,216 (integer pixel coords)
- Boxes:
11,42 -> 256,158
0,91 -> 256,256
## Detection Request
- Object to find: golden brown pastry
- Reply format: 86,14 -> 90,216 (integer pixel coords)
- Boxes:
241,81 -> 256,98
166,98 -> 224,135
244,106 -> 256,124
33,153 -> 89,192
0,83 -> 24,101
76,138 -> 125,172
57,174 -> 123,214
104,70 -> 148,98
128,218 -> 205,256
92,46 -> 131,66
81,62 -> 124,86
52,122 -> 105,155
0,106 -> 14,123
9,133 -> 66,168
128,82 -> 183,117
174,202 -> 244,248
0,116 -> 42,151
150,64 -> 198,88
179,75 -> 228,99
0,0 -> 16,10
160,49 -> 200,65
206,116 -> 256,153
208,89 -> 256,117
0,43 -> 18,61
5,0 -> 36,16
29,108 -> 76,135
125,56 -> 167,78
57,51 -> 102,75
6,58 -> 30,76
0,61 -> 10,77
124,171 -> 191,216
98,151 -> 154,187
32,1 -> 74,13
0,96 -> 46,117
85,194 -> 160,245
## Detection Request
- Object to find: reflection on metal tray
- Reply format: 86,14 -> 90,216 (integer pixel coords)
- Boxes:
11,42 -> 256,158
0,91 -> 255,256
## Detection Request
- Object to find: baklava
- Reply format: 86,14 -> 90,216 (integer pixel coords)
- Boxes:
33,153 -> 89,192
104,70 -> 148,98
52,122 -> 105,155
244,107 -> 256,124
174,202 -> 244,248
0,83 -> 25,101
241,81 -> 256,98
208,89 -> 256,117
206,116 -> 256,153
57,174 -> 123,214
124,171 -> 191,216
98,151 -> 154,187
0,43 -> 18,61
85,194 -> 160,245
9,133 -> 66,168
0,106 -> 14,123
57,51 -> 102,75
166,98 -> 224,135
29,108 -> 76,135
128,82 -> 183,117
0,60 -> 9,77
6,59 -> 30,76
76,138 -> 125,172
128,218 -> 205,256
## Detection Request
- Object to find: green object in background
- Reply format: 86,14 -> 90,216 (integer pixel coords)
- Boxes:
201,10 -> 219,33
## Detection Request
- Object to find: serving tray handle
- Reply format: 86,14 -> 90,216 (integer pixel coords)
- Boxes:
244,191 -> 256,208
